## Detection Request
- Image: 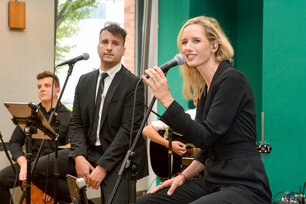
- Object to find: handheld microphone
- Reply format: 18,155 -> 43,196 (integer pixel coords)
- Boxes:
56,53 -> 89,67
144,53 -> 185,79
76,177 -> 86,189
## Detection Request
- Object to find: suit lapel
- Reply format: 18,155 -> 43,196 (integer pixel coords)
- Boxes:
203,61 -> 230,118
89,70 -> 100,123
100,66 -> 126,127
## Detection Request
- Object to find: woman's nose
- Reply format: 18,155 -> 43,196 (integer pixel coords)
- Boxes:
183,42 -> 192,51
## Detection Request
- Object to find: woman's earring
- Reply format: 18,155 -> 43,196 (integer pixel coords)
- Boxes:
213,43 -> 217,49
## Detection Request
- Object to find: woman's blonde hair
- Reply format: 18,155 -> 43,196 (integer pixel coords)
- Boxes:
177,16 -> 234,99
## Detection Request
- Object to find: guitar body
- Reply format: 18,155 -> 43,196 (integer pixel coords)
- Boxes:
149,140 -> 182,180
149,130 -> 200,179
150,137 -> 272,180
22,181 -> 53,204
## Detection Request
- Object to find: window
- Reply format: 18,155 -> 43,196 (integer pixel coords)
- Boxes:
56,0 -> 124,109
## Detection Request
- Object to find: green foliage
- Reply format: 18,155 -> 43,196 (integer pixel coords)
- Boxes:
56,0 -> 98,63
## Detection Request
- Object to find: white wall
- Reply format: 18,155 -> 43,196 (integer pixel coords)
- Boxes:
0,0 -> 55,142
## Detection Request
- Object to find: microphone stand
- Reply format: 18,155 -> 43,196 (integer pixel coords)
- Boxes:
50,62 -> 75,204
107,94 -> 157,204
23,104 -> 40,204
167,128 -> 173,179
31,62 -> 76,204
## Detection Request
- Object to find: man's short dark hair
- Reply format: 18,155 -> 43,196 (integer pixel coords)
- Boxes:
99,23 -> 127,45
36,71 -> 60,88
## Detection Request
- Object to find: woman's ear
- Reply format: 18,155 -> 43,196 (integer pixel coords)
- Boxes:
211,41 -> 218,53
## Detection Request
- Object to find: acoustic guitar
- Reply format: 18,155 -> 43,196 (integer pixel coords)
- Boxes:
149,130 -> 200,180
21,180 -> 53,204
150,130 -> 272,180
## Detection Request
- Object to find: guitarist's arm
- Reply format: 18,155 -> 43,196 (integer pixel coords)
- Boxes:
181,160 -> 205,180
143,125 -> 186,156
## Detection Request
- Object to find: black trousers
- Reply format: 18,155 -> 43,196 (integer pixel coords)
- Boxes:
31,149 -> 129,204
136,176 -> 271,204
0,163 -> 21,204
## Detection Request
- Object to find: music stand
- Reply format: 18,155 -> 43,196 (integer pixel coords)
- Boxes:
4,102 -> 56,204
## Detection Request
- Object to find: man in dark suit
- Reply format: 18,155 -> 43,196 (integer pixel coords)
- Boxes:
32,23 -> 148,204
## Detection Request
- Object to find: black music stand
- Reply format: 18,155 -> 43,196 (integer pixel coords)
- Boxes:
4,102 -> 56,204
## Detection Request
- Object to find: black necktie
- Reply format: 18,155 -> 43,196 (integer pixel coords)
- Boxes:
92,72 -> 108,138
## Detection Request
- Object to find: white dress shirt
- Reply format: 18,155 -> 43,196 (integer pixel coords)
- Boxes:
95,63 -> 121,146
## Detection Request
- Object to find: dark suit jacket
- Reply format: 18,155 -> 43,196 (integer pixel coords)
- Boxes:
69,65 -> 148,179
161,61 -> 271,201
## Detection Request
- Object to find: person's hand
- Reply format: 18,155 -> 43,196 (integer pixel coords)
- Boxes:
87,165 -> 107,190
19,164 -> 27,181
42,193 -> 52,202
148,173 -> 186,196
172,141 -> 187,156
142,66 -> 174,109
74,155 -> 94,184
17,156 -> 27,181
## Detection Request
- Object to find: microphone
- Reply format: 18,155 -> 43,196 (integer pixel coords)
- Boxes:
145,53 -> 185,79
76,177 -> 86,189
56,53 -> 89,67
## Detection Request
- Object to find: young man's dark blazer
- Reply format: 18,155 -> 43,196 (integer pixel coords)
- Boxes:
69,65 -> 148,179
